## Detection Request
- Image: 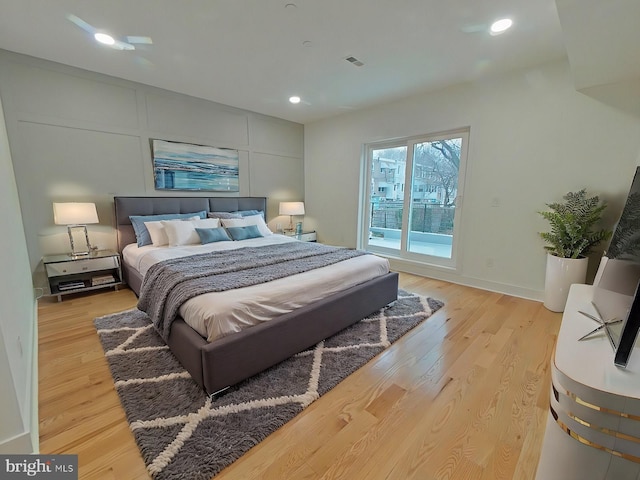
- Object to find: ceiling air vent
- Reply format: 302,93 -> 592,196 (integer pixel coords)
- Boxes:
345,56 -> 364,67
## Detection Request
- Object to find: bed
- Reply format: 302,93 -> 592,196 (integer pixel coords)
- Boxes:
114,196 -> 399,395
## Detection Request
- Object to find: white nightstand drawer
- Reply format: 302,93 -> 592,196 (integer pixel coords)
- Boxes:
45,256 -> 119,277
283,231 -> 317,242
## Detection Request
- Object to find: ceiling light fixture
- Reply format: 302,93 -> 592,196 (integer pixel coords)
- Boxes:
94,32 -> 116,46
289,96 -> 301,104
67,14 -> 149,51
490,18 -> 513,35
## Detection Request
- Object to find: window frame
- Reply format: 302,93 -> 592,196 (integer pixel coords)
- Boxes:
359,128 -> 469,270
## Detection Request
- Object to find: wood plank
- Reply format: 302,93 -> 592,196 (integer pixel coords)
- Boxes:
37,273 -> 560,479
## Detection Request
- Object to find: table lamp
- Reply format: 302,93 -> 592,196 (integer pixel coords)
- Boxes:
53,202 -> 99,256
279,201 -> 305,232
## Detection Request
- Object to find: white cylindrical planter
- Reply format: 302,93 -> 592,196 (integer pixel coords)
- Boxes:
543,253 -> 588,312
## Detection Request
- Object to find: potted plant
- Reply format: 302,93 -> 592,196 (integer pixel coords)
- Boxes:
538,189 -> 611,312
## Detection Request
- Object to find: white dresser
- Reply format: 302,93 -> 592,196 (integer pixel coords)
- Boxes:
536,284 -> 640,480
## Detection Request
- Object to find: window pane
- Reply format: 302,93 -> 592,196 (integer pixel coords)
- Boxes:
407,138 -> 461,258
368,146 -> 407,252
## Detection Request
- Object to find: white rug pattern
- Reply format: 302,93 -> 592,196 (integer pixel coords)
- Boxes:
95,290 -> 444,479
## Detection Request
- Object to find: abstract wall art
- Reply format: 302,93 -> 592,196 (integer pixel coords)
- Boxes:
152,139 -> 239,191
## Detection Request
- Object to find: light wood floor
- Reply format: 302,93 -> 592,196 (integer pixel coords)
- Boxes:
38,272 -> 561,479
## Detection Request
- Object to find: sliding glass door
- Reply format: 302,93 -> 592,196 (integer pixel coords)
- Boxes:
363,129 -> 468,268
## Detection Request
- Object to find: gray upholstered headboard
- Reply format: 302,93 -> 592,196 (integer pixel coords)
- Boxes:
114,196 -> 267,254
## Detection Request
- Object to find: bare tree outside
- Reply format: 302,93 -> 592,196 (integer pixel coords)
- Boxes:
413,139 -> 460,207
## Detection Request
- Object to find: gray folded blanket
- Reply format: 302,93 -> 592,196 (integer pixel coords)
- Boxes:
137,241 -> 367,341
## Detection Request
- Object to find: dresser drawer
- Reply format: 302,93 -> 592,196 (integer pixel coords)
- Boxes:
45,256 -> 119,277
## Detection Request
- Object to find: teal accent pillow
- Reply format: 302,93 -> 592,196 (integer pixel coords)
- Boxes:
130,211 -> 206,246
232,209 -> 263,218
195,227 -> 231,244
226,225 -> 263,241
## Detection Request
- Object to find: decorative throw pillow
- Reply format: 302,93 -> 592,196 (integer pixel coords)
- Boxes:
195,227 -> 232,244
129,211 -> 206,246
193,217 -> 220,227
144,216 -> 199,247
226,225 -> 263,241
162,218 -> 220,246
231,209 -> 263,217
221,214 -> 272,237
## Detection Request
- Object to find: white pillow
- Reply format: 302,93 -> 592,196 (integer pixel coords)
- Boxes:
192,217 -> 220,228
221,214 -> 273,237
144,220 -> 170,246
144,216 -> 201,247
162,218 -> 220,246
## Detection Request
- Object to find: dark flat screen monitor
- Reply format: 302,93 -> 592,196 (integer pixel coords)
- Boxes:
614,282 -> 640,367
592,167 -> 640,368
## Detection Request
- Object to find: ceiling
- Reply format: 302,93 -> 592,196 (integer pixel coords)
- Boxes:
0,1 -> 636,124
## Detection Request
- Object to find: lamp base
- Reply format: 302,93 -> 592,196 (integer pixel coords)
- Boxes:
67,225 -> 93,257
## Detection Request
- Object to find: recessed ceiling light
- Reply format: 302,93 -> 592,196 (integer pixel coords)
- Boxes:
490,18 -> 513,35
289,96 -> 301,104
94,32 -> 116,45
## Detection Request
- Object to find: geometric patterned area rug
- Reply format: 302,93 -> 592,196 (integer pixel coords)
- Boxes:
94,290 -> 443,480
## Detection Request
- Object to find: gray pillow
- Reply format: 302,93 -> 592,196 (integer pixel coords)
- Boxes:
207,211 -> 243,219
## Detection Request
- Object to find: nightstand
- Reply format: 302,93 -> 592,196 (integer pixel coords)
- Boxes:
43,250 -> 123,301
283,230 -> 317,242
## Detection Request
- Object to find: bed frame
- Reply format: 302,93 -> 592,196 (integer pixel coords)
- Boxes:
114,196 -> 399,395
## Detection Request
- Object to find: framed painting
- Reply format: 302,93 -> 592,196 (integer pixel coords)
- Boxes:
152,139 -> 239,192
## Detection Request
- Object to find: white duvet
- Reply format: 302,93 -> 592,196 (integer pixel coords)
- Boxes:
123,235 -> 390,342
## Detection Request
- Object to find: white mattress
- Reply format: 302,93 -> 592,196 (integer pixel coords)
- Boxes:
123,235 -> 390,342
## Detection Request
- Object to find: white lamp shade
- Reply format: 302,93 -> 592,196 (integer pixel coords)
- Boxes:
53,202 -> 99,225
279,201 -> 305,216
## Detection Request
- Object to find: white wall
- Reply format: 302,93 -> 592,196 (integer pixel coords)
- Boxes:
0,94 -> 38,453
305,60 -> 640,299
0,50 -> 304,272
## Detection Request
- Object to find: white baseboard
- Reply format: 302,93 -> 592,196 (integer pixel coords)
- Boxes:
388,257 -> 543,301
